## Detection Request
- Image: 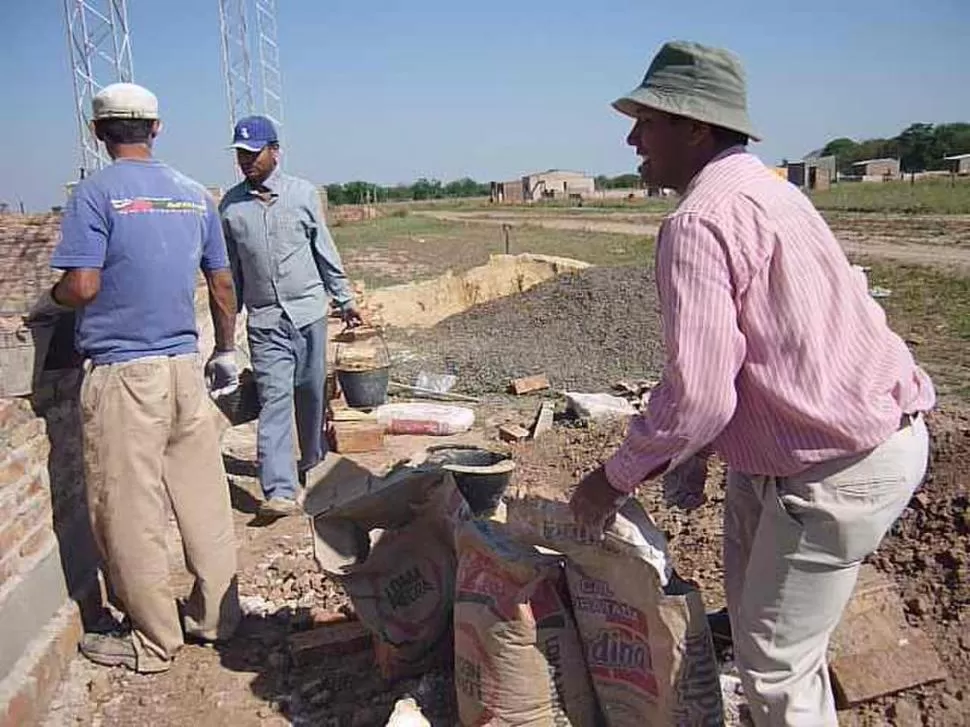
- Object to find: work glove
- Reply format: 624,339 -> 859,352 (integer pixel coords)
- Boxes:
662,451 -> 710,511
25,286 -> 70,323
340,305 -> 364,329
205,350 -> 239,397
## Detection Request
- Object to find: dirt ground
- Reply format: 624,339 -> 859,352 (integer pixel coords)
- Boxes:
419,210 -> 970,273
34,206 -> 970,726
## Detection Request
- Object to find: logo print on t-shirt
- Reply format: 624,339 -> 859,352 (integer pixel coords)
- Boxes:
111,197 -> 207,215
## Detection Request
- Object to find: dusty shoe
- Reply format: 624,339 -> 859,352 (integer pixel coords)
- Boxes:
258,496 -> 302,518
80,631 -> 170,674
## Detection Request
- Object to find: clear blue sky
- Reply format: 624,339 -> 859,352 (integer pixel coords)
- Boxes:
1,0 -> 968,211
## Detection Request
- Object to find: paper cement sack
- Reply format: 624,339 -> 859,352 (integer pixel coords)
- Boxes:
507,498 -> 723,727
311,463 -> 471,678
454,520 -> 598,727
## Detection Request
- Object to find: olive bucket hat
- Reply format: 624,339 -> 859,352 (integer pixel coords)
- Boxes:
613,40 -> 760,142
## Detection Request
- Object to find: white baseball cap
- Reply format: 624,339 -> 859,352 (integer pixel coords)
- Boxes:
92,83 -> 159,121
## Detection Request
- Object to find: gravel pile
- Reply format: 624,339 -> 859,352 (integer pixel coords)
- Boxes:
389,266 -> 665,394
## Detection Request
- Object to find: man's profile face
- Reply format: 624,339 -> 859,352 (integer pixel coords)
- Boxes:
626,109 -> 692,188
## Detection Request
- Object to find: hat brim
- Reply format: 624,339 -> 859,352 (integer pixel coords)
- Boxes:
612,87 -> 761,142
229,141 -> 269,153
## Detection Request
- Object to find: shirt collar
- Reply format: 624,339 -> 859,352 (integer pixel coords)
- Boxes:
681,145 -> 747,200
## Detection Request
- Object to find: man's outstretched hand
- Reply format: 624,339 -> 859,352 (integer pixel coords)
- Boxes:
568,466 -> 630,537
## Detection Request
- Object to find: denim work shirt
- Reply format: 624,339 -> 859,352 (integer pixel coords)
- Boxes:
219,168 -> 354,330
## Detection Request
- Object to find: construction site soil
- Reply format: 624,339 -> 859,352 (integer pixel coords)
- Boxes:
43,408 -> 970,727
388,266 -> 666,394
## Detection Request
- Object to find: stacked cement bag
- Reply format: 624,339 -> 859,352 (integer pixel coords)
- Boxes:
506,498 -> 724,727
309,458 -> 471,679
454,520 -> 599,726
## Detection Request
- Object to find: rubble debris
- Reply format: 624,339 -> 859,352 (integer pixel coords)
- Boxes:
828,565 -> 947,706
565,391 -> 637,421
530,401 -> 555,439
499,423 -> 530,442
509,373 -> 551,395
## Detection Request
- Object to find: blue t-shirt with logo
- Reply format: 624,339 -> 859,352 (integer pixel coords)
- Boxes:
51,159 -> 229,365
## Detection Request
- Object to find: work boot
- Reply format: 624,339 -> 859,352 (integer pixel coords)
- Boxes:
258,496 -> 302,518
80,631 -> 170,673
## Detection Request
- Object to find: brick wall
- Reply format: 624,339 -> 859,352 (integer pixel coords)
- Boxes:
0,370 -> 100,727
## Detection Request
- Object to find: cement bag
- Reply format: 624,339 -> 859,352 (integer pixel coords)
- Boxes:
376,403 -> 475,436
507,498 -> 723,727
310,461 -> 471,678
454,520 -> 598,727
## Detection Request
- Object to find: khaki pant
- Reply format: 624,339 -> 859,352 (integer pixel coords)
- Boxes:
724,415 -> 929,726
81,354 -> 240,671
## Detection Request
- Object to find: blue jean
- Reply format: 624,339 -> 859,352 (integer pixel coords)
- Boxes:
248,316 -> 327,500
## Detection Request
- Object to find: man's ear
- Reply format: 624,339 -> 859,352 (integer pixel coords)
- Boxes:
686,120 -> 710,149
89,120 -> 103,142
151,119 -> 162,138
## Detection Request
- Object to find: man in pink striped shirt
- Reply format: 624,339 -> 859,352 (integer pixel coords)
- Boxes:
570,41 -> 935,726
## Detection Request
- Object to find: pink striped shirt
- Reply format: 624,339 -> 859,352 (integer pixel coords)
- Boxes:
604,147 -> 935,493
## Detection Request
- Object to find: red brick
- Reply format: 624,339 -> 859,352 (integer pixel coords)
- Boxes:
0,452 -> 27,485
14,472 -> 45,509
0,689 -> 37,727
19,525 -> 53,560
0,554 -> 17,593
0,399 -> 35,432
0,518 -> 26,559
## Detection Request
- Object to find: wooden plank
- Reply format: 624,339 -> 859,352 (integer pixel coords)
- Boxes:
827,565 -> 948,707
530,401 -> 555,439
288,619 -> 374,668
330,421 -> 385,454
509,373 -> 550,395
498,424 -> 530,443
831,631 -> 948,706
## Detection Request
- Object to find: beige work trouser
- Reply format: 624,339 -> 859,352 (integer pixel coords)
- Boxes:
81,354 -> 241,672
724,415 -> 929,726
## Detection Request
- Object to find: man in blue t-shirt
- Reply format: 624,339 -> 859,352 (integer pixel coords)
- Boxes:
34,83 -> 241,674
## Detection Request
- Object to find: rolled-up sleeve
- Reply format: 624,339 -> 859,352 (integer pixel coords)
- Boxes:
604,213 -> 746,492
305,184 -> 354,310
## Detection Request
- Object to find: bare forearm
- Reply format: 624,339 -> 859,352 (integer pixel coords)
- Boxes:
52,269 -> 101,308
205,269 -> 237,352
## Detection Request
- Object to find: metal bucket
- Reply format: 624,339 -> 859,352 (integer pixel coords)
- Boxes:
424,445 -> 516,516
337,366 -> 390,409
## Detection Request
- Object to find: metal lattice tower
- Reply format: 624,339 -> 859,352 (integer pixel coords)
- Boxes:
63,0 -> 135,176
219,0 -> 284,135
218,0 -> 255,133
255,0 -> 284,129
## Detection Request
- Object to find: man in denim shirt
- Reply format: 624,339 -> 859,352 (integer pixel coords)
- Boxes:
219,116 -> 361,517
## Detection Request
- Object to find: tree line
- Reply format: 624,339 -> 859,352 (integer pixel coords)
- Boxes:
820,122 -> 970,175
324,173 -> 642,206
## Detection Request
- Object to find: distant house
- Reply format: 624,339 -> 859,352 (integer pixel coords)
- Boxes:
491,169 -> 595,203
851,158 -> 900,181
944,153 -> 970,175
787,154 -> 836,191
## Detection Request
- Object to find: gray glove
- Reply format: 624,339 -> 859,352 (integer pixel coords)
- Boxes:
26,287 -> 70,322
205,350 -> 239,397
662,451 -> 710,510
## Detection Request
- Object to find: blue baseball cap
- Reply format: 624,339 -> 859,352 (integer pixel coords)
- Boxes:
231,115 -> 278,152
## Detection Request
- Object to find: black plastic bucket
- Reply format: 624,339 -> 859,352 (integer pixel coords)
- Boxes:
424,445 -> 516,516
337,366 -> 390,409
